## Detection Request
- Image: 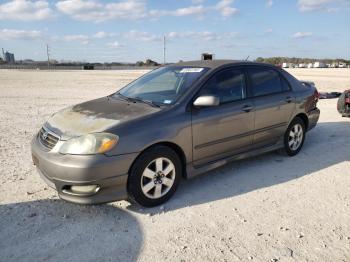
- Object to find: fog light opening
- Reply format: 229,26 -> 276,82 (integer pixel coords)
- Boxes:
64,185 -> 100,196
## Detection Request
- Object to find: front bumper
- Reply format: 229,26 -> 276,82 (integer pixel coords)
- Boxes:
31,136 -> 139,204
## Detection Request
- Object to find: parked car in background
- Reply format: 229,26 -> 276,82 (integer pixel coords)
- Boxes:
31,60 -> 320,207
337,90 -> 350,117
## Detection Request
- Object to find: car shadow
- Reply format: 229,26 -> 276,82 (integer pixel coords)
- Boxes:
0,199 -> 143,262
128,121 -> 350,213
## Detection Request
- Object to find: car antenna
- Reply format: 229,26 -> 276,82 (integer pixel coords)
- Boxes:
245,55 -> 250,61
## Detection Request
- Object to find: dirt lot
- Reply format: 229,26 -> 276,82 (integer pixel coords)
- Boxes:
0,68 -> 349,262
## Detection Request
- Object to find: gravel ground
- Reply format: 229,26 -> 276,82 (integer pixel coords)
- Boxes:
0,69 -> 349,262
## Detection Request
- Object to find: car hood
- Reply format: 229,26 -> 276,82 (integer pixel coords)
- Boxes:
45,96 -> 161,139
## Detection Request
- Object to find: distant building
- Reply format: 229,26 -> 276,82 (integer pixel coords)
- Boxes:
313,61 -> 326,68
4,51 -> 15,63
339,62 -> 347,68
282,62 -> 296,68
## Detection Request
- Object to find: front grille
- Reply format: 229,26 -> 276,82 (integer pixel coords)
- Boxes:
38,127 -> 59,150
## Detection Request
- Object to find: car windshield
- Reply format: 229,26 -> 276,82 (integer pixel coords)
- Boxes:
115,66 -> 208,105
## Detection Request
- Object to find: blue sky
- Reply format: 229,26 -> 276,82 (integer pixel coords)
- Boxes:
0,0 -> 349,62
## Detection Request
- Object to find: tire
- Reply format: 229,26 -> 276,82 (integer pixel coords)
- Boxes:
127,145 -> 182,207
279,117 -> 306,156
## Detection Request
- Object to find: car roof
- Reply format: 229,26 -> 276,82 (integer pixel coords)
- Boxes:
171,59 -> 275,70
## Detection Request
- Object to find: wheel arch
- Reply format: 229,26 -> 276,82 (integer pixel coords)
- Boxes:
293,113 -> 309,130
127,141 -> 188,182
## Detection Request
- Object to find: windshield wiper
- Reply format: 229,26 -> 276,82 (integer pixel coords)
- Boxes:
114,92 -> 133,102
114,93 -> 160,108
131,97 -> 160,108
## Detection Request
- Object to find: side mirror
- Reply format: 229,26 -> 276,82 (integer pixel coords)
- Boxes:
193,95 -> 220,107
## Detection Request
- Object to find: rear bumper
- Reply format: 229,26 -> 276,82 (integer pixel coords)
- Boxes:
307,107 -> 320,131
31,136 -> 139,204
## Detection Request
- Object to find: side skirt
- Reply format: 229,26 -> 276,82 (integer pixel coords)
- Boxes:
186,140 -> 284,179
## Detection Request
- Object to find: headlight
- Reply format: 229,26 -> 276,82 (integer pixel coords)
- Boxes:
59,133 -> 118,155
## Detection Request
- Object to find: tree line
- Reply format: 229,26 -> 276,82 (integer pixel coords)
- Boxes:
255,57 -> 350,65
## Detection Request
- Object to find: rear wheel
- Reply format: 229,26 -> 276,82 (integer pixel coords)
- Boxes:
280,117 -> 306,156
127,146 -> 181,207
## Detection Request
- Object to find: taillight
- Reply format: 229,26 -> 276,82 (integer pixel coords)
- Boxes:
314,90 -> 319,100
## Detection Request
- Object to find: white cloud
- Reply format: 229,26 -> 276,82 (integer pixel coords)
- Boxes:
168,31 -> 220,41
56,0 -> 238,22
56,0 -> 147,22
173,5 -> 206,16
93,31 -> 116,38
64,34 -> 89,44
292,32 -> 313,38
150,0 -> 238,19
266,0 -> 274,8
93,31 -> 107,39
0,28 -> 42,40
124,30 -> 161,42
107,41 -> 122,48
167,31 -> 238,41
149,5 -> 206,17
297,0 -> 344,12
0,0 -> 53,21
215,0 -> 238,17
192,0 -> 204,3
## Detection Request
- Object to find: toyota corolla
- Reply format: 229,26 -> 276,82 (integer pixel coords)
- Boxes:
31,60 -> 320,207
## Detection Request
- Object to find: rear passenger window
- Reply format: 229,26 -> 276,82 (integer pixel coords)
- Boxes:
281,76 -> 291,91
248,67 -> 284,96
199,69 -> 246,104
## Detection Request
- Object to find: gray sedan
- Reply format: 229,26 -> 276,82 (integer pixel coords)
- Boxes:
31,60 -> 320,207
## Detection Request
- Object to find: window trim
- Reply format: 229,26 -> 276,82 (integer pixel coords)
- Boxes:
245,66 -> 291,98
193,66 -> 248,106
279,72 -> 292,92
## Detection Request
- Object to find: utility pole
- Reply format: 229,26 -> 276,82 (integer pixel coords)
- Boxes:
163,35 -> 166,65
46,44 -> 50,70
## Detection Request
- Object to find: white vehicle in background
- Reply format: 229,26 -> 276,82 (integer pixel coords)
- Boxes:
314,62 -> 326,68
339,62 -> 347,68
299,63 -> 306,68
282,62 -> 289,68
307,63 -> 313,68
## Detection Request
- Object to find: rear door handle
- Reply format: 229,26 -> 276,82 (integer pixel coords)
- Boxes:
242,105 -> 253,112
285,96 -> 293,103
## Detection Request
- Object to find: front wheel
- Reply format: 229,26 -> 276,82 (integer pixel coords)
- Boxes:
280,117 -> 306,156
127,146 -> 182,207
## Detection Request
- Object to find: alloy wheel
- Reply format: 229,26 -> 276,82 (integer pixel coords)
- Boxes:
140,157 -> 176,199
288,123 -> 303,151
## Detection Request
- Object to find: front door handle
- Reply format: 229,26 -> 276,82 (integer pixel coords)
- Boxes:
242,105 -> 253,112
285,96 -> 293,103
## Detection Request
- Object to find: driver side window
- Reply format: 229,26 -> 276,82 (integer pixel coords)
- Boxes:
199,68 -> 246,104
